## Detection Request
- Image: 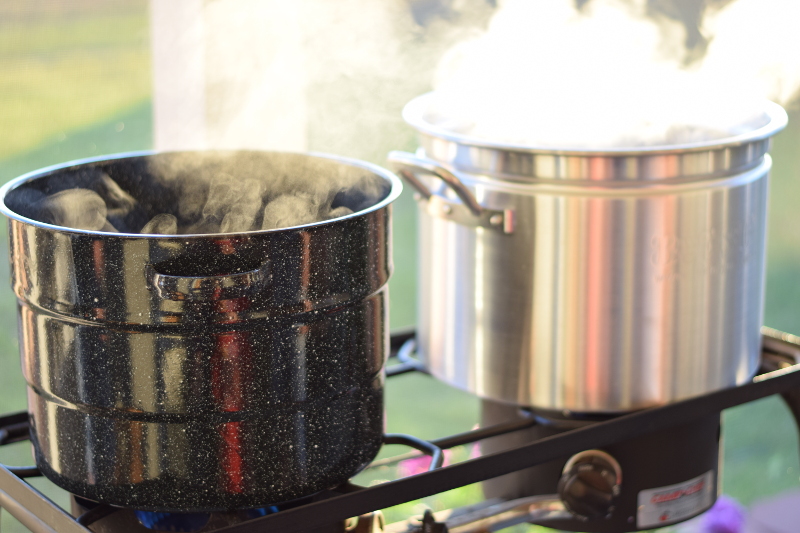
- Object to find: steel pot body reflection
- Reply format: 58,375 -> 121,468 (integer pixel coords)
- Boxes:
0,151 -> 401,511
391,93 -> 788,413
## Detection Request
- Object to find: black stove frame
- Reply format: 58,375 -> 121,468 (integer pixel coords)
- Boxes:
1,327 -> 800,533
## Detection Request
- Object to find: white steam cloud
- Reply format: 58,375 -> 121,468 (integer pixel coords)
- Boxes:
428,0 -> 800,148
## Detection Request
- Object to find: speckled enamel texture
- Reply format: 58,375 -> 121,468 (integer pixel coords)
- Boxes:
0,151 -> 401,511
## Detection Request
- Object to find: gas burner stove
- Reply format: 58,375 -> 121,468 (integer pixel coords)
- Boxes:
1,328 -> 799,533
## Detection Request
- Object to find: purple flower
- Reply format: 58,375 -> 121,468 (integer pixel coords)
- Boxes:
470,442 -> 481,459
701,495 -> 746,533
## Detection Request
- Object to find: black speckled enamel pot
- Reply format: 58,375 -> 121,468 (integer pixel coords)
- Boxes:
0,151 -> 401,511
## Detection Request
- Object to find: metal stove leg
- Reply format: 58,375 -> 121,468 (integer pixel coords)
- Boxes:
0,465 -> 87,533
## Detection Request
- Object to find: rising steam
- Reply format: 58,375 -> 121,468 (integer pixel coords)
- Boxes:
427,0 -> 800,148
17,0 -> 797,231
5,152 -> 389,234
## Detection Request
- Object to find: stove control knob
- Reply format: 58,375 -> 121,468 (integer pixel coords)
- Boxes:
557,449 -> 622,521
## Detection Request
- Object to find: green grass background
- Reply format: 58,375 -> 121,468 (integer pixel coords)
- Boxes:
0,2 -> 799,532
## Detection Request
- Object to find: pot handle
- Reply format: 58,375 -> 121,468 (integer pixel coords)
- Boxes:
387,151 -> 515,234
146,262 -> 270,302
387,151 -> 483,217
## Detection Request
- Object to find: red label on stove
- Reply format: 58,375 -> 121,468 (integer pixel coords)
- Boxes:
637,471 -> 714,528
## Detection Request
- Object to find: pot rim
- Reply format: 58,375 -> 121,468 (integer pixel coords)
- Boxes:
402,92 -> 789,156
0,150 -> 403,238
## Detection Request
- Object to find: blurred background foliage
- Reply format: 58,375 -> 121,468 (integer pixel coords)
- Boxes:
0,1 -> 798,532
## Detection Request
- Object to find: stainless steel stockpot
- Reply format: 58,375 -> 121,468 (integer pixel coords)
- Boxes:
0,151 -> 401,511
391,92 -> 788,413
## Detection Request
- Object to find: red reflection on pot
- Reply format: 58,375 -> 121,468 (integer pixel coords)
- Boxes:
211,331 -> 253,493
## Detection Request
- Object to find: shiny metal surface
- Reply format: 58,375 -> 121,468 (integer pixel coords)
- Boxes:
388,151 -> 484,216
388,151 -> 514,234
146,261 -> 271,302
0,151 -> 402,510
404,93 -> 788,183
398,96 -> 786,412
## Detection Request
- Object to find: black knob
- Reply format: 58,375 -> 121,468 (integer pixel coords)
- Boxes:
557,450 -> 622,521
